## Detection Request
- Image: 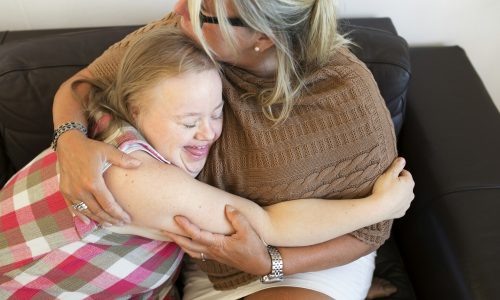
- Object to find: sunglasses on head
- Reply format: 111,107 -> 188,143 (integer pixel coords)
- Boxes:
199,11 -> 247,27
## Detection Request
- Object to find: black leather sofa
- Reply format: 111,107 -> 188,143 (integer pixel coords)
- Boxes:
1,18 -> 499,300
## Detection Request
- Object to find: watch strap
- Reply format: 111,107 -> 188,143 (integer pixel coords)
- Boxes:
260,245 -> 284,283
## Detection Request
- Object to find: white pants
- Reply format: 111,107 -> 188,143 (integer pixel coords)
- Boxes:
182,251 -> 376,300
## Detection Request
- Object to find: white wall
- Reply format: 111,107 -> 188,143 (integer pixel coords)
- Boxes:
338,0 -> 500,112
0,0 -> 173,29
1,0 -> 499,111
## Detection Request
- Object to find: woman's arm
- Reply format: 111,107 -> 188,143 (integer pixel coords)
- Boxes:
53,68 -> 139,225
104,151 -> 413,247
53,68 -> 92,128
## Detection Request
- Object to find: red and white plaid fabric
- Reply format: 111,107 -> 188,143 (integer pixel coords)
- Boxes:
0,126 -> 183,299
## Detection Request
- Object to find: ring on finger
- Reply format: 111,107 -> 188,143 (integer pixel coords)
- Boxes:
201,252 -> 206,262
72,201 -> 89,212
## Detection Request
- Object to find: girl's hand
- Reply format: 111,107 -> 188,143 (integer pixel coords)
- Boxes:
57,131 -> 140,225
163,206 -> 272,276
372,157 -> 415,219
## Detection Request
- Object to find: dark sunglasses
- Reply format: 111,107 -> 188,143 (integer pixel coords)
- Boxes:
199,11 -> 247,27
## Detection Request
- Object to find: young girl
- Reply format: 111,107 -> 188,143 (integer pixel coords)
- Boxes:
1,27 -> 413,299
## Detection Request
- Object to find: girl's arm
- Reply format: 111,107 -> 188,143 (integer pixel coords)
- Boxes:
105,151 -> 413,247
53,68 -> 138,225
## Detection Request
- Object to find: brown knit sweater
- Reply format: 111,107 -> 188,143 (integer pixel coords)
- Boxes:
88,14 -> 397,291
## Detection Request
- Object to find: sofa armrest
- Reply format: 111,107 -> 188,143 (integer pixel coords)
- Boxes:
397,46 -> 500,300
0,31 -> 7,45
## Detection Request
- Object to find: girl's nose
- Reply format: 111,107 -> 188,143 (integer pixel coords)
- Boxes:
196,121 -> 216,141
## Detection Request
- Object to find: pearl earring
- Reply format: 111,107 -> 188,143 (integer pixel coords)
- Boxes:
254,46 -> 260,52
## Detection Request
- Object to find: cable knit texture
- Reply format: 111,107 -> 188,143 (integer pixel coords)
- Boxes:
87,16 -> 397,291
197,48 -> 397,289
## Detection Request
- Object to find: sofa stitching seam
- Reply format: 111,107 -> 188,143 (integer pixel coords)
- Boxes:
0,64 -> 87,77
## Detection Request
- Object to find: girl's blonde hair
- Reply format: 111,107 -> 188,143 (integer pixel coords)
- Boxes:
74,27 -> 217,140
188,0 -> 349,123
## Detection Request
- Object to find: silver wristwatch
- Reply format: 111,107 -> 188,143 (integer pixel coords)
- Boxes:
260,245 -> 284,283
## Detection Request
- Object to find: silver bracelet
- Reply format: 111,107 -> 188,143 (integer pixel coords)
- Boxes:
51,121 -> 88,150
260,245 -> 284,283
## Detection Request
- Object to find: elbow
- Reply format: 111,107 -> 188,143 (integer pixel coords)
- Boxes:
363,241 -> 380,255
368,244 -> 379,253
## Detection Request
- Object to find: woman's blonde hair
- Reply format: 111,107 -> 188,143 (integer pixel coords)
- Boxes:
74,27 -> 217,140
188,0 -> 349,123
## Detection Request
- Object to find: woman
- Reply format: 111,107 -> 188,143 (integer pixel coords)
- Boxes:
1,27 -> 412,299
52,0 -> 413,299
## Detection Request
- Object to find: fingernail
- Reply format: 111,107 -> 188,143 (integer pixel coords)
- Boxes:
102,222 -> 112,227
226,205 -> 235,213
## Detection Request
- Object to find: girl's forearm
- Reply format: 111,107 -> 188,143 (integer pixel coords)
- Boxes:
259,196 -> 384,246
106,152 -> 385,247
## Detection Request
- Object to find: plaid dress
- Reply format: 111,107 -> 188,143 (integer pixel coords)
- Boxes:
0,125 -> 183,299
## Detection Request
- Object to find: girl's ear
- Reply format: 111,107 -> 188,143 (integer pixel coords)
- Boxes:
130,104 -> 140,122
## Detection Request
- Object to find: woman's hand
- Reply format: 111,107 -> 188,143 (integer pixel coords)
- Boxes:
163,206 -> 272,276
372,157 -> 415,219
57,131 -> 140,225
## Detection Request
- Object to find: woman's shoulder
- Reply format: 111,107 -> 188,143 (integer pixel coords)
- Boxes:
296,46 -> 397,161
107,12 -> 179,51
88,12 -> 179,82
298,46 -> 384,111
305,46 -> 376,90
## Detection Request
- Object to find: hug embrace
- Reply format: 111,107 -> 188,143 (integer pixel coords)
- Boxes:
0,0 -> 414,299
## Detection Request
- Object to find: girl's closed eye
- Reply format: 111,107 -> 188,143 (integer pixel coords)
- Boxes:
180,118 -> 198,129
212,104 -> 224,120
183,122 -> 197,129
212,112 -> 223,120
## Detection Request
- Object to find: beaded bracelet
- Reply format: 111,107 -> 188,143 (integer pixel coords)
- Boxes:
51,121 -> 88,151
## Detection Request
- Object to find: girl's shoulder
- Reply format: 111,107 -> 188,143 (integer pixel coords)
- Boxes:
102,123 -> 146,148
101,123 -> 171,173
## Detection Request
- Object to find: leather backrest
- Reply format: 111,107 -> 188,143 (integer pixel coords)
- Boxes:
341,23 -> 411,136
0,21 -> 410,187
